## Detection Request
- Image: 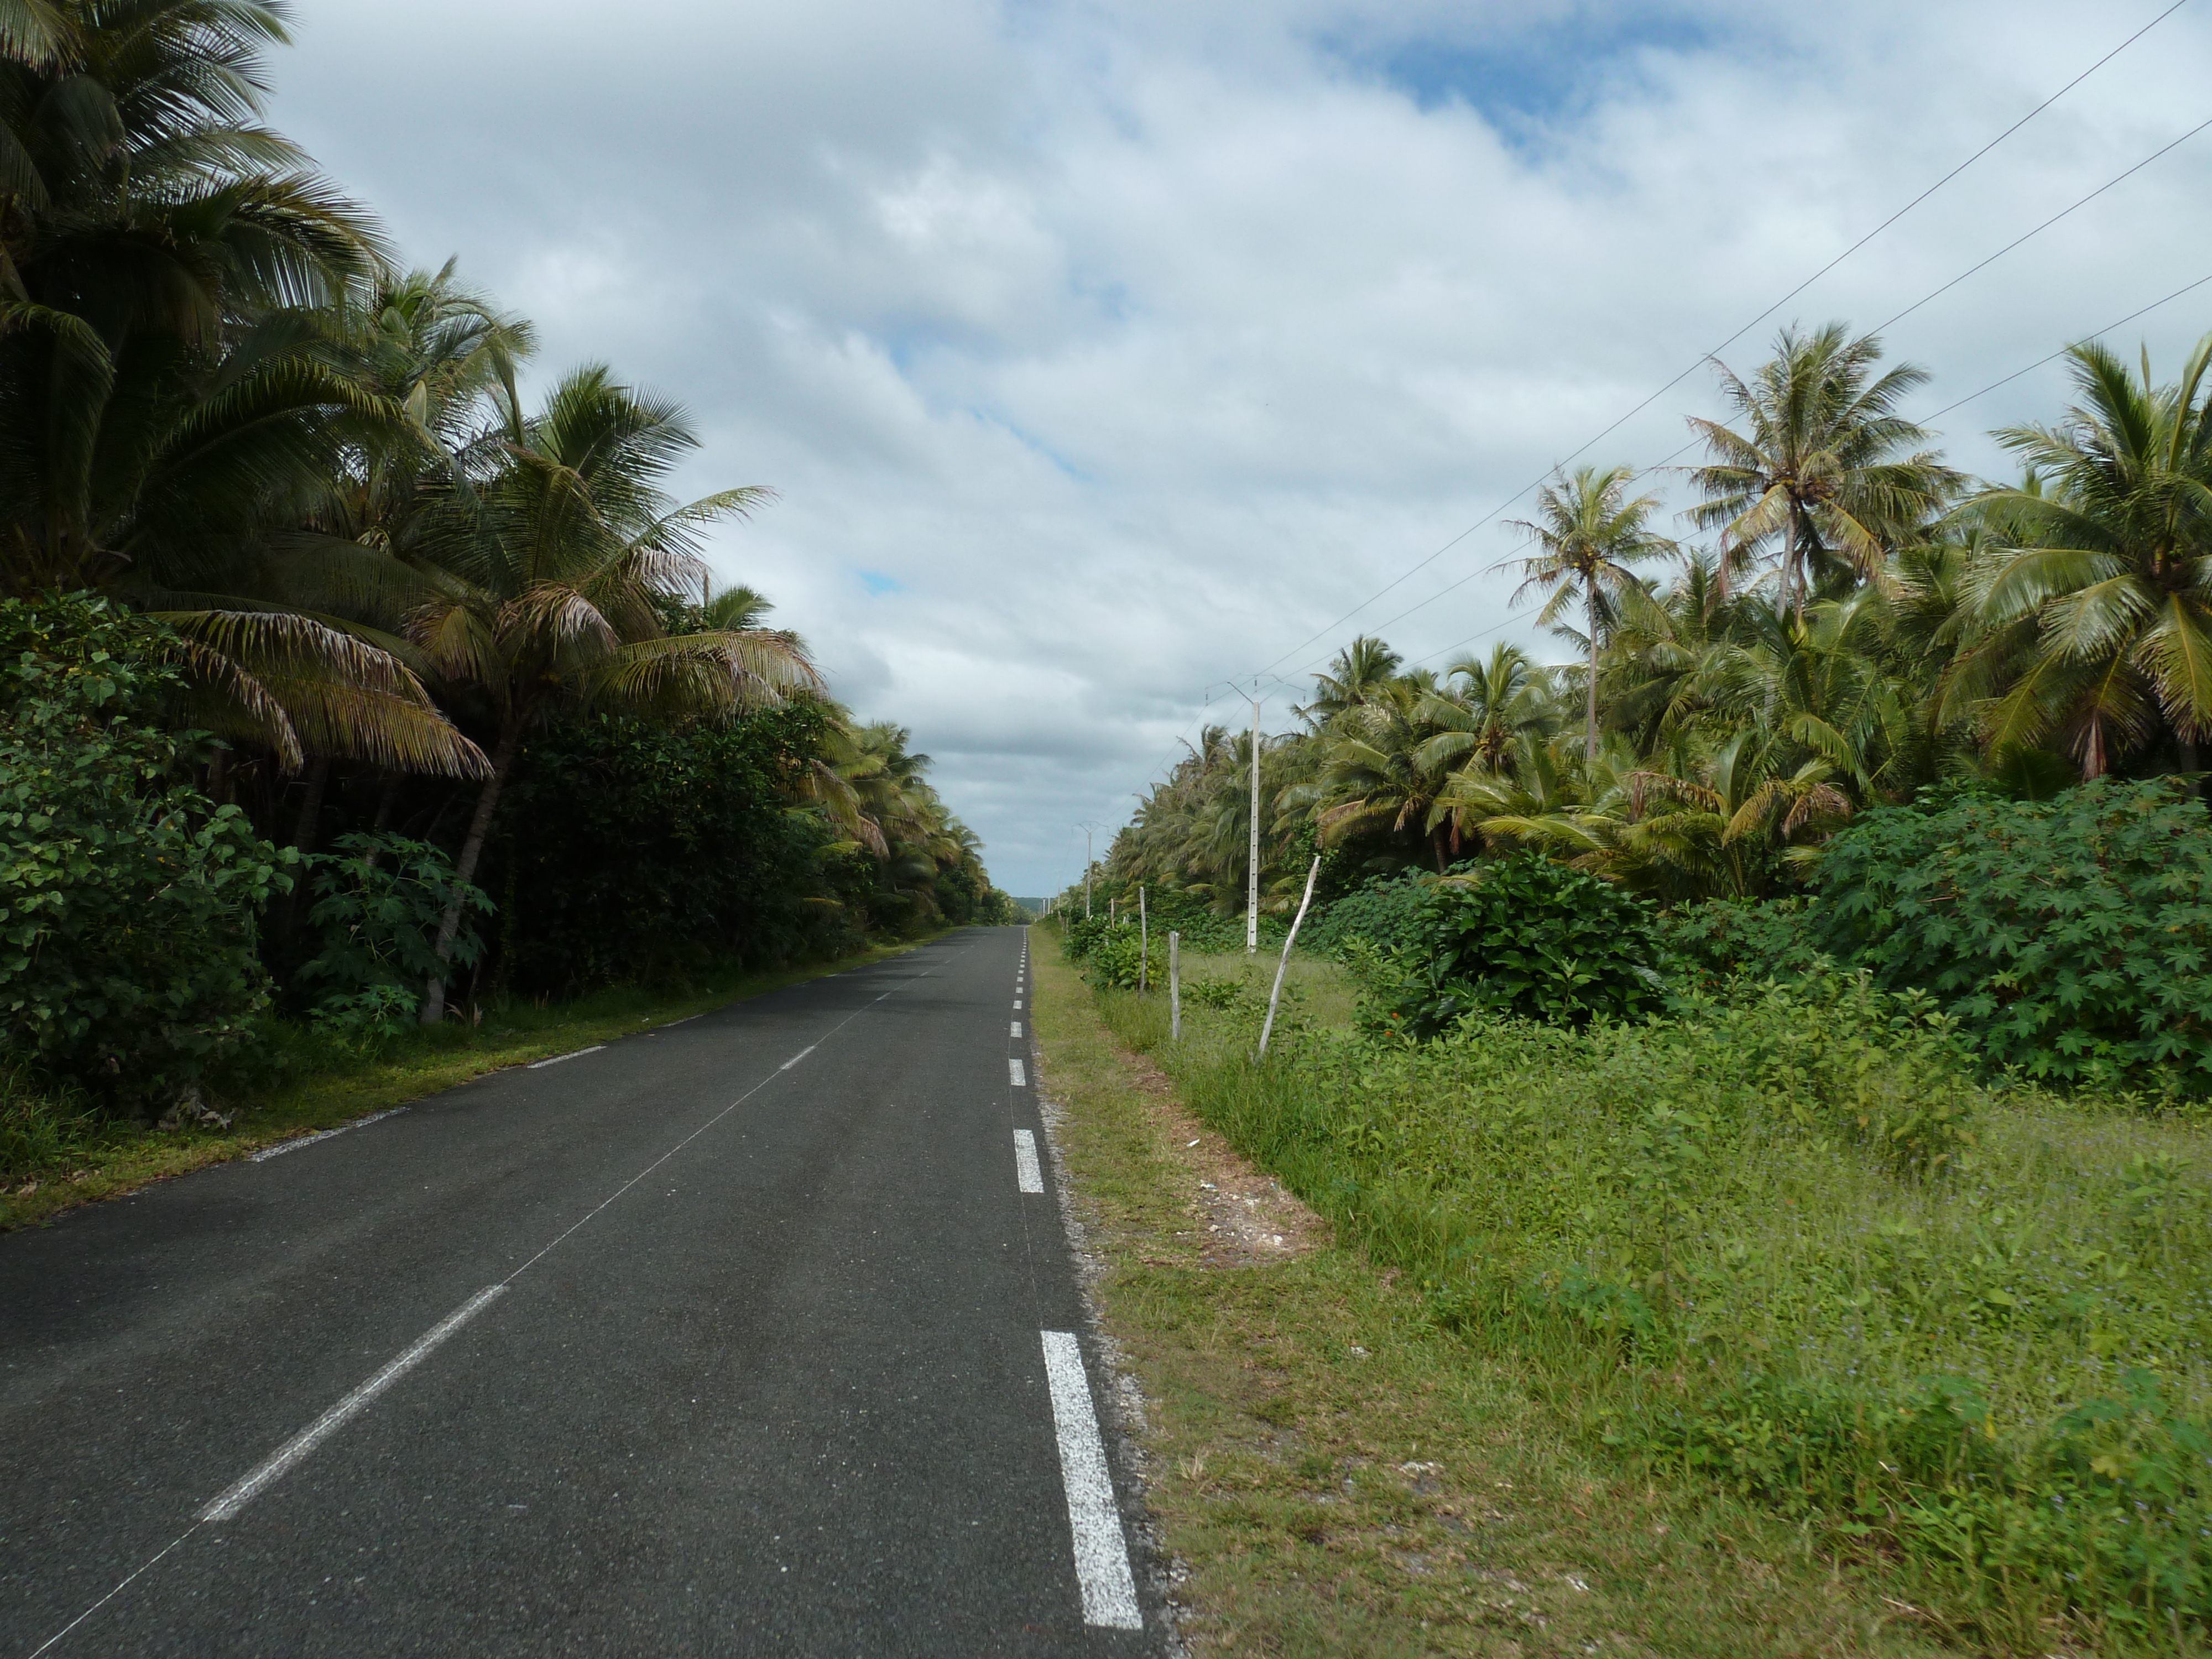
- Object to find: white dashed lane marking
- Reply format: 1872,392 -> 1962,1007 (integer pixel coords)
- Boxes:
1014,1129 -> 1044,1194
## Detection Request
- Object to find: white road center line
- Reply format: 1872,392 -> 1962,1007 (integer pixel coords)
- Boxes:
1011,1020 -> 1023,1038
199,1286 -> 507,1522
1040,1330 -> 1142,1629
527,1045 -> 604,1070
1009,1057 -> 1027,1087
780,1045 -> 817,1070
249,1108 -> 406,1162
1014,1129 -> 1045,1194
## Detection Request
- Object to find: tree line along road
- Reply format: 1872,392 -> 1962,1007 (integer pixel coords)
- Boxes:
2,927 -> 1160,1657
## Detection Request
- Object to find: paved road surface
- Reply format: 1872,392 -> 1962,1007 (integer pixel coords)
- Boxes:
1,927 -> 1159,1656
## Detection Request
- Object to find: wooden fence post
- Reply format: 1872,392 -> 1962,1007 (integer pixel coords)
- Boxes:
1258,857 -> 1322,1058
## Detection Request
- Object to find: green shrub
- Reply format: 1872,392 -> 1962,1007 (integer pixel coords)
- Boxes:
0,594 -> 288,1107
1658,895 -> 1821,987
1301,869 -> 1439,959
298,832 -> 492,1040
1080,925 -> 1162,990
1181,971 -> 1254,1010
1368,851 -> 1667,1036
1810,779 -> 2212,1095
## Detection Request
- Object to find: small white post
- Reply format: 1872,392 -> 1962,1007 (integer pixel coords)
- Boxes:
1169,931 -> 1181,1041
1257,856 -> 1322,1058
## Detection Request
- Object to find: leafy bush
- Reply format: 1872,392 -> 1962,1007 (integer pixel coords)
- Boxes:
1810,779 -> 2212,1094
1181,971 -> 1254,1010
1367,852 -> 1667,1036
1658,895 -> 1821,987
0,594 -> 288,1107
298,833 -> 492,1039
1080,925 -> 1164,990
1301,870 -> 1439,959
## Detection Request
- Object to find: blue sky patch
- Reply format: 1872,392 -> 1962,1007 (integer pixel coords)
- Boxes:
1327,12 -> 1713,132
858,568 -> 904,596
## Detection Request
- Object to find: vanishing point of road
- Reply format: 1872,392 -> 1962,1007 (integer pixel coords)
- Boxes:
2,927 -> 1162,1656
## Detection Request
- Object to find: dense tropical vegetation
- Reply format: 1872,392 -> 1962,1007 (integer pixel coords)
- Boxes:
1071,315 -> 2212,1092
1050,314 -> 2212,1647
0,3 -> 1012,1131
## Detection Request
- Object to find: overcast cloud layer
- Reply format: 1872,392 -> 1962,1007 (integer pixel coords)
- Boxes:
270,0 -> 2212,895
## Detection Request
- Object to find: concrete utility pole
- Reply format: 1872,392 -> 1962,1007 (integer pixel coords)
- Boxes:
1246,691 -> 1262,954
1077,822 -> 1098,919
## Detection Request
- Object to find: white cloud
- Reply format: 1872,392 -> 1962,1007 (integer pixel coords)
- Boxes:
270,0 -> 2212,893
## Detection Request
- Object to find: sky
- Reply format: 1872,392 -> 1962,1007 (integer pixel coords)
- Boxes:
268,0 -> 2212,897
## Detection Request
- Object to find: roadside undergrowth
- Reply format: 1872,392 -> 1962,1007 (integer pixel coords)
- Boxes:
1074,932 -> 2212,1656
0,937 -> 933,1232
1029,924 -> 1945,1658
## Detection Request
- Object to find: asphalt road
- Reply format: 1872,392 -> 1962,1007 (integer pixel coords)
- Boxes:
1,927 -> 1161,1657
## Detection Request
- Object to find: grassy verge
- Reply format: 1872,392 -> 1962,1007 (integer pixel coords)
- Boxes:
1,936 -> 933,1232
1030,923 -> 1944,1658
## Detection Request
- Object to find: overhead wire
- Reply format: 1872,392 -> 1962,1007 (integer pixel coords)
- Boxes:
1277,91 -> 2212,680
1237,0 -> 2192,685
1112,0 -> 2200,811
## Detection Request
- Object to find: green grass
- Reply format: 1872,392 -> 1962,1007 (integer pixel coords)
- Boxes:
1031,924 -> 1950,1657
1061,921 -> 2212,1653
0,937 -> 934,1232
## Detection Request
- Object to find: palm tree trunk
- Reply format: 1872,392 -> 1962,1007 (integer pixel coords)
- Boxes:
361,775 -> 400,872
276,757 -> 331,939
1788,497 -> 1806,620
421,724 -> 520,1026
1587,586 -> 1601,761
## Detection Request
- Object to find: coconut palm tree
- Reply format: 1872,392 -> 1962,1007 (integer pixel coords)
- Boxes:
403,367 -> 822,1021
1303,670 -> 1469,872
1300,635 -> 1401,723
1506,464 -> 1672,759
1686,323 -> 1958,618
1947,337 -> 2212,780
1418,643 -> 1559,775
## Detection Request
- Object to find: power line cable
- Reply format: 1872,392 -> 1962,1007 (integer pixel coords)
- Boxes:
1240,0 -> 2192,684
1389,265 -> 2212,677
1276,112 -> 2212,681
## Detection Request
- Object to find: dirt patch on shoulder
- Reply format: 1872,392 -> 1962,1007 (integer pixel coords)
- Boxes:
1098,1039 -> 1330,1269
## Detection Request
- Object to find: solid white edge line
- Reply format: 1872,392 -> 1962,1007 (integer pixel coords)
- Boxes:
249,1107 -> 406,1163
1040,1330 -> 1142,1629
780,1044 -> 817,1070
1014,1128 -> 1045,1194
527,1045 -> 605,1070
199,1286 -> 507,1522
1009,1057 -> 1027,1087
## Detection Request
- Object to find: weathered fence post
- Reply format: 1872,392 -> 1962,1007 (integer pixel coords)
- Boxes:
1169,932 -> 1181,1041
1257,856 -> 1322,1058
